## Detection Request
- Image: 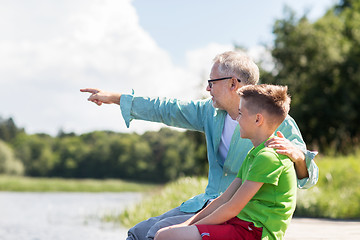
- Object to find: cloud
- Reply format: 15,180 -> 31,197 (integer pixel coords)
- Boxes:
0,0 -> 233,135
185,43 -> 235,97
247,45 -> 276,73
2,0 -> 331,135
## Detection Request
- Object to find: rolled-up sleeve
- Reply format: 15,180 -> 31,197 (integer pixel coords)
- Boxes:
119,92 -> 210,132
277,115 -> 319,189
119,93 -> 135,128
297,150 -> 319,189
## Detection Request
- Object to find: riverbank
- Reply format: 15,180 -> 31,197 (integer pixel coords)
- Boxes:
114,152 -> 360,226
0,175 -> 157,192
1,191 -> 358,240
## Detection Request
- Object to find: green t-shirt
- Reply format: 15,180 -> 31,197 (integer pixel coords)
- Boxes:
236,140 -> 297,240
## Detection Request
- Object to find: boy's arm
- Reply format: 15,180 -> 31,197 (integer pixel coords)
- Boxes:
179,178 -> 242,226
191,180 -> 263,225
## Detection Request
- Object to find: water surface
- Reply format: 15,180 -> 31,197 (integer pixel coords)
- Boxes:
0,192 -> 142,240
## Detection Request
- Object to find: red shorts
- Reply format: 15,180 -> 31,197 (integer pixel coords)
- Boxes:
196,217 -> 262,240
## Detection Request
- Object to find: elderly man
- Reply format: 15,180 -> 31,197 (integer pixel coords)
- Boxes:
81,51 -> 318,240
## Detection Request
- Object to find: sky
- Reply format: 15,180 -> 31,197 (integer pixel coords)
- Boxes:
0,0 -> 336,136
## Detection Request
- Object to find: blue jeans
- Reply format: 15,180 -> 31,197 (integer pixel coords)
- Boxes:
126,206 -> 195,240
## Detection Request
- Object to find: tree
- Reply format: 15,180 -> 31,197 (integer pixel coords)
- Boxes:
0,117 -> 24,143
14,134 -> 58,176
262,1 -> 360,153
0,140 -> 24,175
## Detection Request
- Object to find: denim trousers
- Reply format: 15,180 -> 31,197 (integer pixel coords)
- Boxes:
126,206 -> 195,240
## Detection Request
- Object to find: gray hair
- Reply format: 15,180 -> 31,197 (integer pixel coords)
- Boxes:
213,51 -> 259,85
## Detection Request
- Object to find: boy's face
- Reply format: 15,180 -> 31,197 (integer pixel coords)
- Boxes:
236,98 -> 256,139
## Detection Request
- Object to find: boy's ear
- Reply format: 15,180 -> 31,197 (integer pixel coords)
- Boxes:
255,113 -> 264,126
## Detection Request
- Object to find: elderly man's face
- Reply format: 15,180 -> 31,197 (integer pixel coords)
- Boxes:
207,62 -> 244,112
207,62 -> 230,109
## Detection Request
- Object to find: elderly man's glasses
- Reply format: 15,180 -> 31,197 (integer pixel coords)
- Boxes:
207,77 -> 241,88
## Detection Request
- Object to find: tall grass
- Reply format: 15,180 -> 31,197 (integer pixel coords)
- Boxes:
103,177 -> 208,227
295,153 -> 360,219
0,175 -> 156,192
109,153 -> 360,228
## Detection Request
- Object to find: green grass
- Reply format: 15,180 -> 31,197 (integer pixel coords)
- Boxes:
0,175 -> 156,192
104,153 -> 360,227
103,177 -> 208,227
295,153 -> 360,219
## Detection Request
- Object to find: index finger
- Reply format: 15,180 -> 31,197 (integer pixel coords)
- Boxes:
276,131 -> 285,138
80,88 -> 99,94
265,136 -> 285,146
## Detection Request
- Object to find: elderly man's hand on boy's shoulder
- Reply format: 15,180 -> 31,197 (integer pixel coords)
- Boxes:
265,131 -> 305,163
266,131 -> 310,179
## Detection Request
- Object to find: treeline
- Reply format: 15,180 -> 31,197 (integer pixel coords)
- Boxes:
261,0 -> 360,154
0,117 -> 207,182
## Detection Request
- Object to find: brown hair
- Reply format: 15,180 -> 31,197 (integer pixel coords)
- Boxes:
237,84 -> 291,125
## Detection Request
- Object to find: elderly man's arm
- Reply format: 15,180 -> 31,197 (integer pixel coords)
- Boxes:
265,115 -> 319,189
266,131 -> 309,178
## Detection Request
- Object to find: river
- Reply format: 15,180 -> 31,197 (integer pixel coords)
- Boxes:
0,192 -> 142,240
2,192 -> 359,240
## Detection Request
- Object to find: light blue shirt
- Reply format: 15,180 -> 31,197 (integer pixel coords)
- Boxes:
120,93 -> 319,213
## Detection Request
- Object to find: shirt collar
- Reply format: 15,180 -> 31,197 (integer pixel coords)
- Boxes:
248,136 -> 274,157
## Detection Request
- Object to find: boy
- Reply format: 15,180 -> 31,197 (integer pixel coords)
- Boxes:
154,84 -> 296,240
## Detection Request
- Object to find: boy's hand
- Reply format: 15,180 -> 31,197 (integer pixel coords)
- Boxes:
265,131 -> 305,163
169,223 -> 190,228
